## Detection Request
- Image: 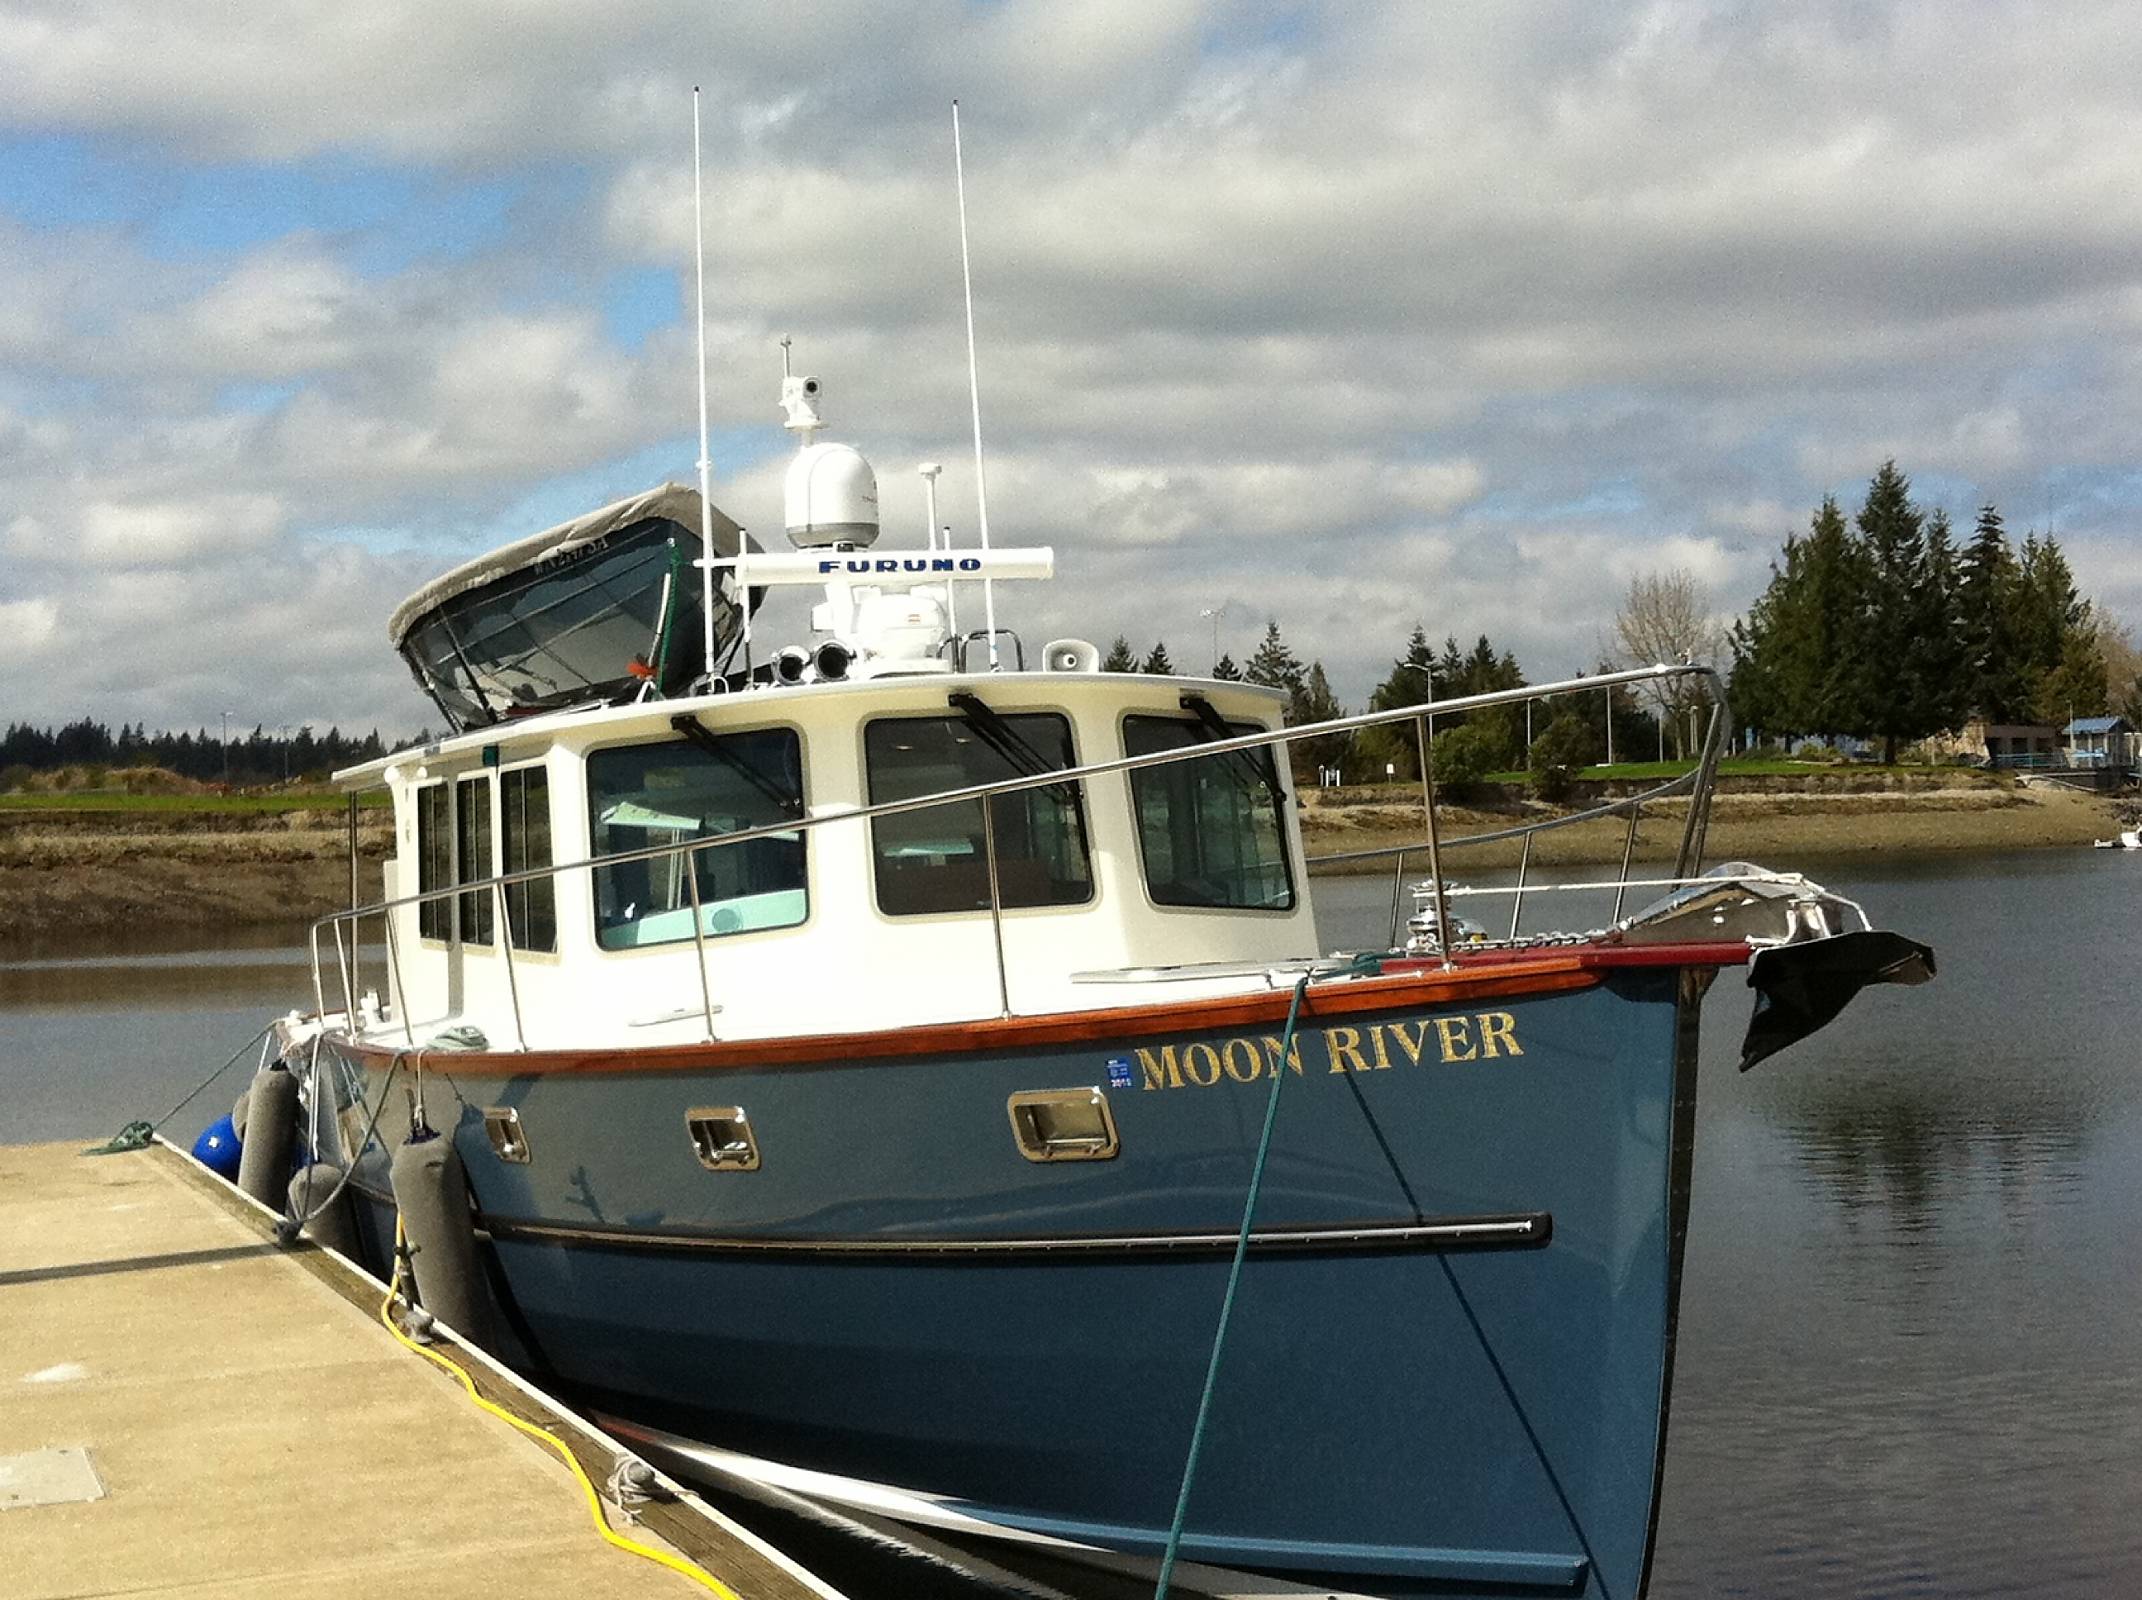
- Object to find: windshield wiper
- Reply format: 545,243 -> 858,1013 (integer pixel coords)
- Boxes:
949,692 -> 1078,805
1178,693 -> 1284,794
669,714 -> 801,817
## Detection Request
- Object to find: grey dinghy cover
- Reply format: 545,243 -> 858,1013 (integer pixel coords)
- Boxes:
388,483 -> 763,731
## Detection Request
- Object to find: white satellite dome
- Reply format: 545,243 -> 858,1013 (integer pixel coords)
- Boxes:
784,442 -> 879,549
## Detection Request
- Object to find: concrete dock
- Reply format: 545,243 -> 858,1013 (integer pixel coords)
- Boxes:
0,1139 -> 845,1600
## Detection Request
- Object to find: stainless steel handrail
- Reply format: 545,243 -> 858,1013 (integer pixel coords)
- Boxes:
306,662 -> 1727,1034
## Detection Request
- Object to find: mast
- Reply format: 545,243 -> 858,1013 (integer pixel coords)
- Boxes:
951,101 -> 999,669
691,87 -> 724,685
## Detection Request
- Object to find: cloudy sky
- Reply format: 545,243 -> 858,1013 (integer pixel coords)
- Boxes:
3,0 -> 2139,740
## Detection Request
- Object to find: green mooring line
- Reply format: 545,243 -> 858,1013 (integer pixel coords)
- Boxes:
1152,952 -> 1380,1600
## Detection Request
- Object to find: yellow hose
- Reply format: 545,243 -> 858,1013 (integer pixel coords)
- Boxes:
380,1218 -> 744,1599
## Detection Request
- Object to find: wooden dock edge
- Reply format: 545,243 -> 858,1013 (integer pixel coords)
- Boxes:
146,1135 -> 852,1600
0,1134 -> 848,1600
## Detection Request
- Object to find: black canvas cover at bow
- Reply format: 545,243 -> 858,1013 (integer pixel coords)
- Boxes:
1740,930 -> 1937,1070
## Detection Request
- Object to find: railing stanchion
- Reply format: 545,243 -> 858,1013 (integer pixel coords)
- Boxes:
309,923 -> 328,1023
683,847 -> 718,1042
1612,803 -> 1642,924
494,882 -> 528,1051
1414,716 -> 1454,971
383,901 -> 416,1047
331,919 -> 354,1023
299,664 -> 1724,1043
981,796 -> 1013,1018
1675,700 -> 1726,878
1509,831 -> 1532,942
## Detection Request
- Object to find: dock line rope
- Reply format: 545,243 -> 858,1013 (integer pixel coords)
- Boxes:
277,1050 -> 404,1241
379,1216 -> 746,1600
84,1021 -> 278,1156
1152,952 -> 1381,1600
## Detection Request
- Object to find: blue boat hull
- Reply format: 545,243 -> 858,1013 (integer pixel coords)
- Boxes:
330,963 -> 1703,1598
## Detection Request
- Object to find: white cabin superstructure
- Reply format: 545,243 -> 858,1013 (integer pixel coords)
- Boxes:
335,359 -> 1335,1054
338,668 -> 1313,1051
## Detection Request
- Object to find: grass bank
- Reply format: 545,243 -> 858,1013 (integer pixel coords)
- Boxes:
0,806 -> 393,945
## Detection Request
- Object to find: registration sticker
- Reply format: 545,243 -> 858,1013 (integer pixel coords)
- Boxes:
1105,1057 -> 1134,1090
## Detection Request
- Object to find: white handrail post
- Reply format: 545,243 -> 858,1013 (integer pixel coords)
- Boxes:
683,844 -> 718,1042
494,881 -> 527,1051
383,902 -> 416,1047
1415,716 -> 1454,972
980,795 -> 1012,1018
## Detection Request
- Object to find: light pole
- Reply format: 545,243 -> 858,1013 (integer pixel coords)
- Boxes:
1198,602 -> 1233,673
220,710 -> 231,788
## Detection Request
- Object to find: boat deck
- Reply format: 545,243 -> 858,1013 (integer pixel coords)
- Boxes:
0,1138 -> 845,1600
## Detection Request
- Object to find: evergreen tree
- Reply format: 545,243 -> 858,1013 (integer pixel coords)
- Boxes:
2039,626 -> 2109,727
2014,533 -> 2100,723
1434,636 -> 1465,699
1243,621 -> 1305,695
1445,633 -> 1526,763
1852,461 -> 1941,764
1372,627 -> 1436,706
1287,661 -> 1349,781
1957,505 -> 2026,722
1211,652 -> 1242,681
1101,635 -> 1137,672
1140,640 -> 1176,675
1916,507 -> 1968,739
1359,625 -> 1438,781
1728,496 -> 1870,743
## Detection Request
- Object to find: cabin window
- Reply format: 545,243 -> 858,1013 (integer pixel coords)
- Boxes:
500,765 -> 556,953
416,783 -> 453,941
864,712 -> 1093,916
1122,716 -> 1295,911
587,728 -> 807,950
456,775 -> 494,944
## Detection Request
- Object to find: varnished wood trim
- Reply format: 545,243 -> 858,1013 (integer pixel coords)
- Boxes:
326,957 -> 1608,1077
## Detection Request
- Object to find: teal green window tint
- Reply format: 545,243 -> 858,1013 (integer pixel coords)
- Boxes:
587,730 -> 806,950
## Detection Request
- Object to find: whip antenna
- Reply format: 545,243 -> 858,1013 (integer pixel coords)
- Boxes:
951,100 -> 999,669
690,87 -> 745,685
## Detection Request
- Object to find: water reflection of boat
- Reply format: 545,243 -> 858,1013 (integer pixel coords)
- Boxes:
274,364 -> 1933,1600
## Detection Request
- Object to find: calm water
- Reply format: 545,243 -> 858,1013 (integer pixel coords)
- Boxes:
4,851 -> 2137,1597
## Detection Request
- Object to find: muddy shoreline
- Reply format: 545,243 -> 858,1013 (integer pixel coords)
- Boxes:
1298,783 -> 2123,873
0,784 -> 2122,945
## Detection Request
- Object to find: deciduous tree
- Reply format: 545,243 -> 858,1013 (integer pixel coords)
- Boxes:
1613,568 -> 1721,758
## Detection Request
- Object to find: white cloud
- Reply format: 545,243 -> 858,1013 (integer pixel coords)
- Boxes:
0,596 -> 58,662
2,0 -> 2141,734
165,247 -> 369,380
76,493 -> 285,566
